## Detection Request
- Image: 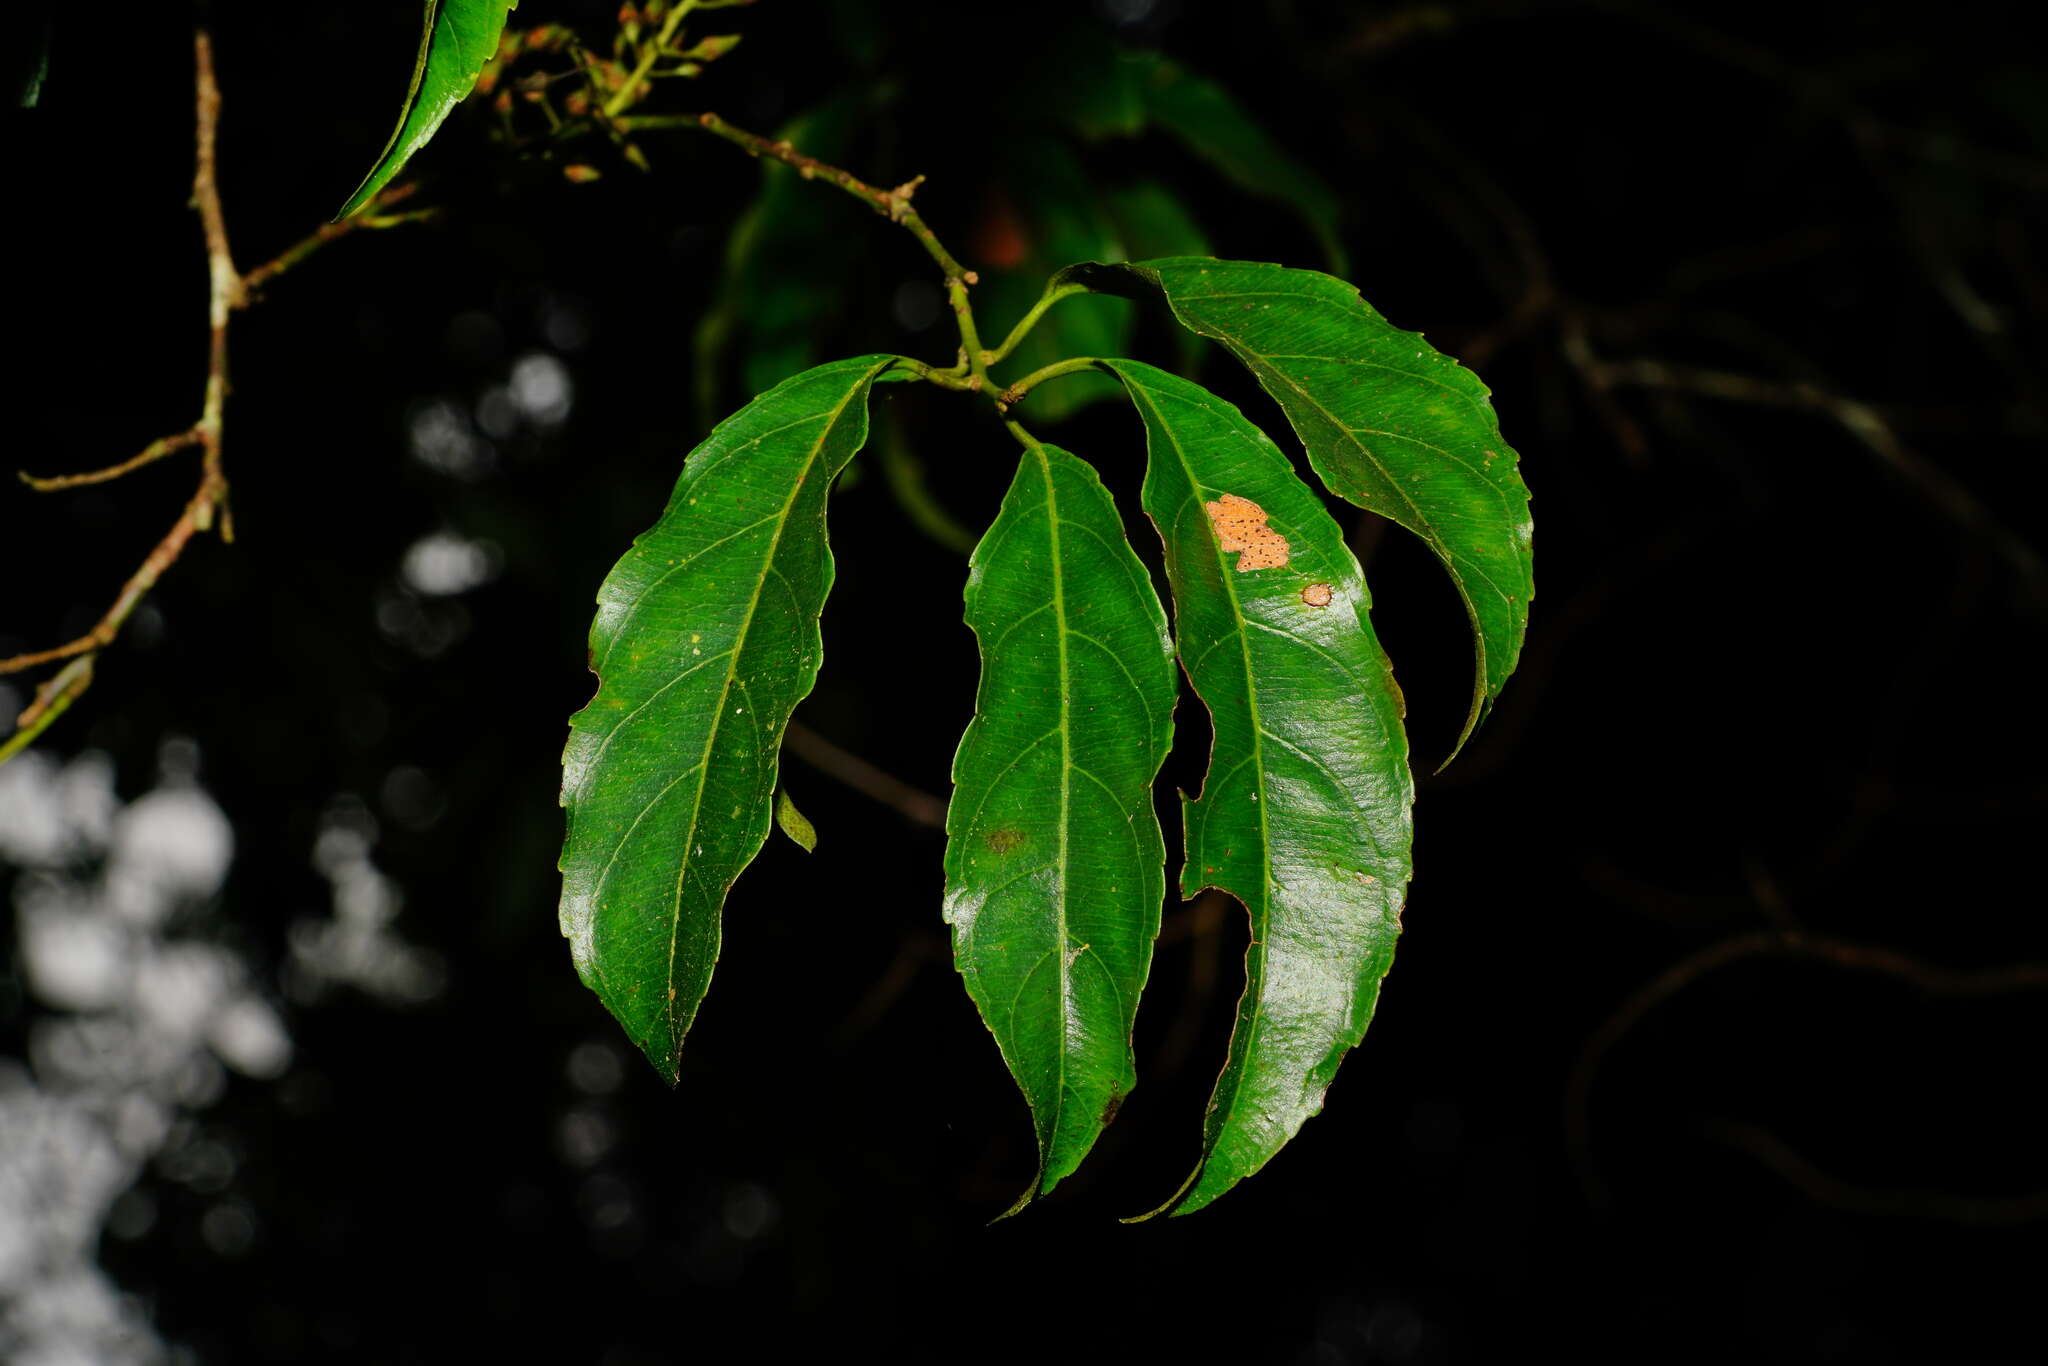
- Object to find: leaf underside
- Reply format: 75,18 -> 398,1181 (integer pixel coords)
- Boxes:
943,442 -> 1177,1210
1071,258 -> 1534,761
559,355 -> 898,1082
1104,359 -> 1414,1217
338,0 -> 518,219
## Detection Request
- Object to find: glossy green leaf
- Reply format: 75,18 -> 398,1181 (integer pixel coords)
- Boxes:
338,0 -> 517,218
943,441 -> 1176,1210
1139,62 -> 1347,271
1073,258 -> 1533,758
560,355 -> 899,1081
1102,359 -> 1413,1217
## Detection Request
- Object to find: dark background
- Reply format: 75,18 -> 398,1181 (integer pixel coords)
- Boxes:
5,0 -> 2045,1360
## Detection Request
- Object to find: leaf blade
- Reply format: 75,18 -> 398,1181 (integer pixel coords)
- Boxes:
559,355 -> 897,1081
1074,259 -> 1533,759
338,0 -> 518,219
943,442 -> 1177,1206
1102,359 -> 1414,1216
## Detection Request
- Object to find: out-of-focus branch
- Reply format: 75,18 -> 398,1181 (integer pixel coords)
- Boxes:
1567,928 -> 2048,1208
1705,1119 -> 2048,1227
1590,357 -> 2047,602
782,722 -> 948,829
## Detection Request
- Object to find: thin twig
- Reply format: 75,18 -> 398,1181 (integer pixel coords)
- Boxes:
1593,357 -> 2046,600
240,183 -> 433,296
0,659 -> 94,766
3,32 -> 431,759
19,427 -> 203,492
691,112 -> 976,287
1566,929 -> 2048,1207
1705,1119 -> 2048,1227
782,721 -> 948,828
0,480 -> 222,677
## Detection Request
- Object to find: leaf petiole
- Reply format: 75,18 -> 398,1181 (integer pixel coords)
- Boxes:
983,280 -> 1088,367
998,356 -> 1104,409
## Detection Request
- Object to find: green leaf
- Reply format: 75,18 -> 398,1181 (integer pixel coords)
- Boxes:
560,355 -> 899,1081
774,787 -> 818,853
1101,359 -> 1413,1217
1072,258 -> 1533,760
1139,62 -> 1347,272
943,440 -> 1177,1210
338,0 -> 517,219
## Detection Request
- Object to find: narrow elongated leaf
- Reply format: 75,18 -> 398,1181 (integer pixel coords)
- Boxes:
1102,359 -> 1413,1217
560,355 -> 898,1080
943,441 -> 1176,1208
338,0 -> 517,218
1072,259 -> 1533,759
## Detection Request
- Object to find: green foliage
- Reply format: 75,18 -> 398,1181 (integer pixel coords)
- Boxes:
344,5 -> 1533,1215
339,0 -> 518,218
1070,259 -> 1535,757
559,356 -> 898,1081
1106,359 -> 1412,1215
943,442 -> 1177,1210
559,248 -> 1526,1211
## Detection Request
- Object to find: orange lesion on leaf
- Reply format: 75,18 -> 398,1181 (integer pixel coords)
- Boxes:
1203,493 -> 1290,571
1301,583 -> 1334,608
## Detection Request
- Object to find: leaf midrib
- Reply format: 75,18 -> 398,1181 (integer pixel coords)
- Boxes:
651,373 -> 872,1057
1036,443 -> 1076,1184
1126,375 -> 1276,1174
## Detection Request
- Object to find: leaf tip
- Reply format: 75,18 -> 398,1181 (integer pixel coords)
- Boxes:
774,787 -> 818,853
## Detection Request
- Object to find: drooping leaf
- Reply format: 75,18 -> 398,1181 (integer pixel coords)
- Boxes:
1073,259 -> 1533,759
943,440 -> 1177,1210
560,355 -> 900,1081
338,0 -> 518,218
1139,63 -> 1347,272
1102,359 -> 1413,1217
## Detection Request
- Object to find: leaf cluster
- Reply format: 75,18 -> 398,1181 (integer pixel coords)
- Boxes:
343,0 -> 1533,1217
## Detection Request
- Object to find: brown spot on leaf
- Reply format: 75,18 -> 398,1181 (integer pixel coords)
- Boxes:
1100,1089 -> 1124,1126
1301,582 -> 1334,608
1204,493 -> 1290,571
985,828 -> 1025,855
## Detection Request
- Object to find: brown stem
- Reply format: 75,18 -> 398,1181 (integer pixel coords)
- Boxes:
0,482 -> 219,676
692,112 -> 977,287
240,183 -> 431,296
4,33 -> 433,755
782,721 -> 948,829
19,427 -> 203,492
